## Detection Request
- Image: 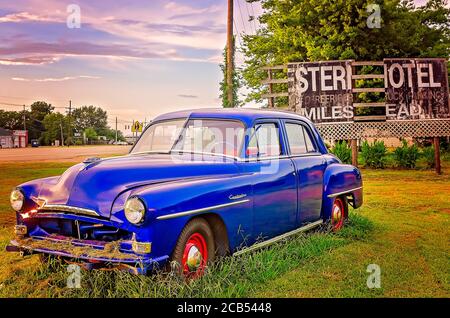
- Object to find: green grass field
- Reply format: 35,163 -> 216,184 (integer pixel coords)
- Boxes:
0,160 -> 448,298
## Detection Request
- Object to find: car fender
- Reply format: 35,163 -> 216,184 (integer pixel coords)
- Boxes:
321,163 -> 363,220
114,174 -> 254,258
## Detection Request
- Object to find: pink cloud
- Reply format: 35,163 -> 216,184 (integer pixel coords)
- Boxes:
0,40 -> 180,59
11,75 -> 101,82
0,55 -> 60,65
0,11 -> 59,23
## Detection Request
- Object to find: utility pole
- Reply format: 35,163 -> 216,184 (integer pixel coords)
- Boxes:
226,0 -> 234,107
22,105 -> 26,131
115,117 -> 118,143
67,100 -> 72,147
60,121 -> 65,147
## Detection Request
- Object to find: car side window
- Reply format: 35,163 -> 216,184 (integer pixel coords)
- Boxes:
285,122 -> 317,155
248,123 -> 281,158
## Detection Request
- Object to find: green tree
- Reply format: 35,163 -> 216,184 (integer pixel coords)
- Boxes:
0,110 -> 23,130
41,113 -> 68,146
28,101 -> 54,141
98,127 -> 126,142
220,37 -> 242,107
242,0 -> 450,106
72,106 -> 108,135
84,127 -> 98,143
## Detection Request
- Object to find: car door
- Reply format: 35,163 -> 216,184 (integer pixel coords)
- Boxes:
245,120 -> 298,241
283,120 -> 326,224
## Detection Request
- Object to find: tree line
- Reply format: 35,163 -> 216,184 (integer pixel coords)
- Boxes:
0,101 -> 125,145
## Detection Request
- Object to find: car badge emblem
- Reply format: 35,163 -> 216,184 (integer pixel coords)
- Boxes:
229,194 -> 247,200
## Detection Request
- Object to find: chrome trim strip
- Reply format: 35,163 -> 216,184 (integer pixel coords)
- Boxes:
39,204 -> 100,217
156,199 -> 250,220
234,219 -> 323,256
327,186 -> 363,198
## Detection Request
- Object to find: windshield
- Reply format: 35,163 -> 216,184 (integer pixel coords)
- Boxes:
131,118 -> 245,157
131,119 -> 186,154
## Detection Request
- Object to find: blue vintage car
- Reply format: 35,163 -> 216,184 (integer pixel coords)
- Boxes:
7,108 -> 363,276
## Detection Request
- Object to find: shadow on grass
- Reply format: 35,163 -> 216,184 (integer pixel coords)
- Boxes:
3,213 -> 374,298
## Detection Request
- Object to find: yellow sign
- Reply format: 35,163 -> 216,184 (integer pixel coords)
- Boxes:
131,121 -> 143,132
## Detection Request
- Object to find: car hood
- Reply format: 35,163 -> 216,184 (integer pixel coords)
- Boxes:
28,154 -> 239,218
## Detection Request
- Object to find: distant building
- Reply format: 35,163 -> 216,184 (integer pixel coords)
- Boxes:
0,128 -> 13,148
0,128 -> 28,148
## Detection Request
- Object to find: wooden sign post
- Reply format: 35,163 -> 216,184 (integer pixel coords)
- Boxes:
351,139 -> 358,167
434,137 -> 441,174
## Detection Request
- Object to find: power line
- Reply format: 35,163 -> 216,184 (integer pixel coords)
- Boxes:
244,0 -> 256,34
0,102 -> 68,110
236,0 -> 247,35
233,18 -> 243,47
249,1 -> 259,31
1,100 -> 140,128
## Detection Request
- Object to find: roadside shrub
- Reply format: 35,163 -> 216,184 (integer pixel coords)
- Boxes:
422,146 -> 436,168
361,140 -> 387,168
415,137 -> 450,151
330,141 -> 351,164
393,139 -> 419,168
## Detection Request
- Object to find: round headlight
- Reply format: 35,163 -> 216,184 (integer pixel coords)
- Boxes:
10,189 -> 24,212
124,197 -> 146,224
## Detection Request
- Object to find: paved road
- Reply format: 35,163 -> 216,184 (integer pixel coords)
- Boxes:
0,145 -> 131,162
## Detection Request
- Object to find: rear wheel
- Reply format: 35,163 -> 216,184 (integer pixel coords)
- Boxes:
331,196 -> 348,231
170,218 -> 215,278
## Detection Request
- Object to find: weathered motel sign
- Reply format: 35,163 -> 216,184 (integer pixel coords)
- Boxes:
288,61 -> 354,123
287,58 -> 450,123
385,59 -> 449,120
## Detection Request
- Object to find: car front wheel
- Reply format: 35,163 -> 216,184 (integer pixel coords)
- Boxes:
170,218 -> 215,278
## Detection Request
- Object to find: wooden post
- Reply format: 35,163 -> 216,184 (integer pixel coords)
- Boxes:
434,137 -> 441,174
226,0 -> 234,107
267,69 -> 274,108
351,139 -> 358,167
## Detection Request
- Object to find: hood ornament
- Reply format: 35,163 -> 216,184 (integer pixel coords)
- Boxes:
83,157 -> 101,164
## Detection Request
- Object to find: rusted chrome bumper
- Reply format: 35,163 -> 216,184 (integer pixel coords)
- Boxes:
7,235 -> 168,275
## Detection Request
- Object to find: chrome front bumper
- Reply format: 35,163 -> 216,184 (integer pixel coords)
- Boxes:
7,235 -> 168,275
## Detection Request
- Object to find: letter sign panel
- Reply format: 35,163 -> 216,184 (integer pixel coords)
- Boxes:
385,58 -> 449,120
288,61 -> 353,123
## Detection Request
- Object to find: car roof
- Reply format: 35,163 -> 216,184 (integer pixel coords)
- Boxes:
153,107 -> 310,127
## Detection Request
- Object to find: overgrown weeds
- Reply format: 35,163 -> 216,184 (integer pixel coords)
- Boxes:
361,140 -> 387,168
12,213 -> 373,298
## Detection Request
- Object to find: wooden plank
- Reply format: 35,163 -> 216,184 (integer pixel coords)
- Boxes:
261,65 -> 286,70
351,139 -> 358,167
261,78 -> 290,85
262,92 -> 289,98
352,74 -> 384,79
354,115 -> 386,121
353,102 -> 386,108
352,61 -> 384,66
267,70 -> 274,108
352,87 -> 385,93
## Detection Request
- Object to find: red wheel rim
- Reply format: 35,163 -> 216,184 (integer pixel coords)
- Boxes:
182,232 -> 208,277
332,198 -> 345,230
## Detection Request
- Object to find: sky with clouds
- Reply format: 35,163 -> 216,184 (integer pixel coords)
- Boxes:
0,0 -> 440,133
0,0 -> 262,131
